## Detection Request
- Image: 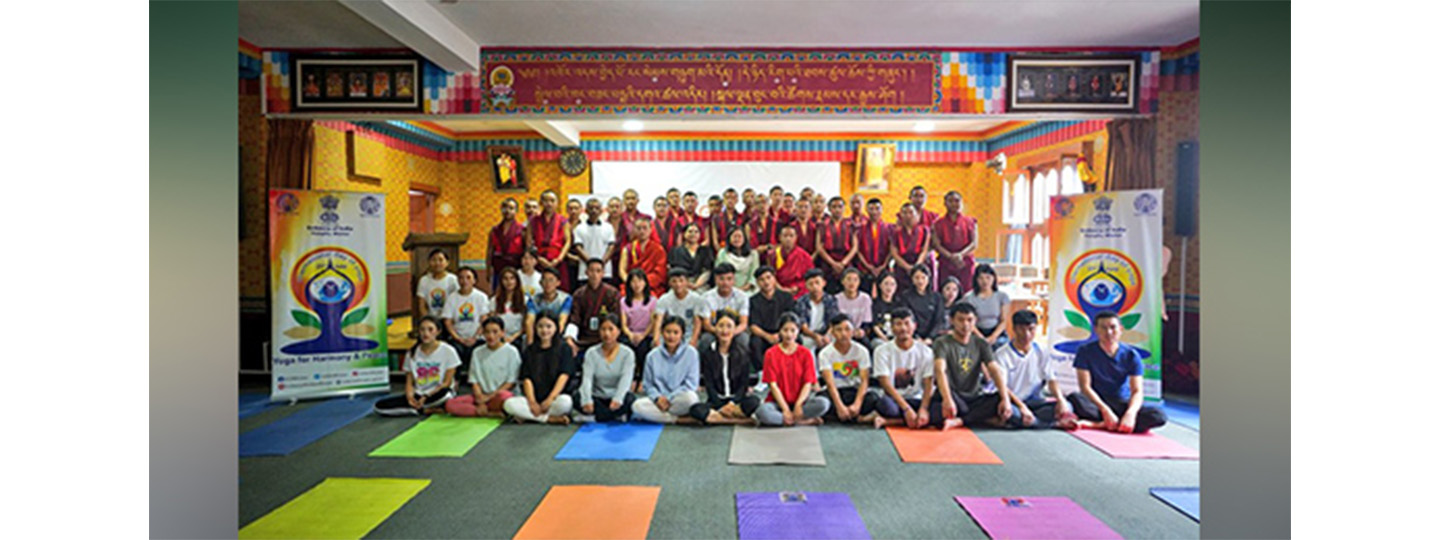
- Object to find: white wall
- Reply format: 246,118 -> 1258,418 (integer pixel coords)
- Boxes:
588,161 -> 840,216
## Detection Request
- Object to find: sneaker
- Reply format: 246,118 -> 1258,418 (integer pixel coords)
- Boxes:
752,381 -> 768,395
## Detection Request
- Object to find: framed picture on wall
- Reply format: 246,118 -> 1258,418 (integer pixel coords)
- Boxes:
489,146 -> 528,193
855,143 -> 895,193
1007,55 -> 1139,113
290,55 -> 423,112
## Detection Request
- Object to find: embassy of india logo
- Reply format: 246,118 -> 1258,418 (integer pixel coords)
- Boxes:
320,194 -> 341,224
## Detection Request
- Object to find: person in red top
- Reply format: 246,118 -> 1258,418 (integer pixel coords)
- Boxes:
891,202 -> 935,293
855,198 -> 893,296
765,225 -> 815,299
817,196 -> 859,294
899,185 -> 941,229
933,191 -> 979,295
756,313 -> 831,426
777,192 -> 797,226
791,197 -> 819,255
527,190 -> 573,291
620,216 -> 668,297
848,193 -> 866,227
488,198 -> 527,290
653,197 -> 682,252
749,197 -> 781,254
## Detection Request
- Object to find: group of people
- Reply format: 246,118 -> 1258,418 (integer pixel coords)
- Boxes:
375,184 -> 1167,435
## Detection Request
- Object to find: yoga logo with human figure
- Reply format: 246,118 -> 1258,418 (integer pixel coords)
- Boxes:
1053,248 -> 1149,358
281,246 -> 379,354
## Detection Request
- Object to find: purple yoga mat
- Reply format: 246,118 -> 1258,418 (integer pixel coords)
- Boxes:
955,496 -> 1122,540
737,492 -> 871,540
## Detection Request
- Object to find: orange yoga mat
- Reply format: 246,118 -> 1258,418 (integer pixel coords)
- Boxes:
513,485 -> 661,540
885,426 -> 1003,464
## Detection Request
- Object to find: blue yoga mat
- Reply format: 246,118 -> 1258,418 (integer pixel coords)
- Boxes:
238,393 -> 274,419
1151,487 -> 1200,522
239,396 -> 378,457
554,422 -> 663,461
1163,401 -> 1200,430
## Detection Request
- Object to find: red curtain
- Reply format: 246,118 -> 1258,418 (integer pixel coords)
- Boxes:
1104,118 -> 1158,190
266,119 -> 313,189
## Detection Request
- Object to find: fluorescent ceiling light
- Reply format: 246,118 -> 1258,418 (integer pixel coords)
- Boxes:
622,120 -> 644,132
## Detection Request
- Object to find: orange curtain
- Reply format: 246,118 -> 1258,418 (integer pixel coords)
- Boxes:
1104,118 -> 1158,191
266,119 -> 313,189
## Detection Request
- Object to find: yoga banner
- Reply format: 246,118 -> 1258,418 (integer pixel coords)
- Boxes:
269,190 -> 389,401
1047,189 -> 1164,401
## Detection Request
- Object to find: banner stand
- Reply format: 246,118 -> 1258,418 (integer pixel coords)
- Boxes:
268,189 -> 391,403
1046,189 -> 1165,402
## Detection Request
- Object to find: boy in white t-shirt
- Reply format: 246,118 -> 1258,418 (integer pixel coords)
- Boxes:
374,315 -> 460,416
816,313 -> 879,424
870,308 -> 948,430
415,249 -> 459,319
445,317 -> 522,418
991,310 -> 1077,430
443,267 -> 492,373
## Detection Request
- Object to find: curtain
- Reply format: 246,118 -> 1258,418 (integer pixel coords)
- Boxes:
1104,118 -> 1158,190
266,119 -> 313,189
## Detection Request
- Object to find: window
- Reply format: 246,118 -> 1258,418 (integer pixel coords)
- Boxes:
1005,174 -> 1030,227
1060,162 -> 1083,195
1031,233 -> 1050,269
1032,169 -> 1058,225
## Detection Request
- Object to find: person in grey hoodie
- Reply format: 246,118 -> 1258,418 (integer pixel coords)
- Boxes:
576,314 -> 637,423
631,315 -> 703,424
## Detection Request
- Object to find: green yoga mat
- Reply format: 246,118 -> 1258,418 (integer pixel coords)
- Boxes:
239,477 -> 429,539
369,416 -> 502,458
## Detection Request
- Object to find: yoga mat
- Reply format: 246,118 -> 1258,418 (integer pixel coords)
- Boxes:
238,477 -> 429,540
729,426 -> 826,466
513,485 -> 661,540
1151,487 -> 1200,522
955,496 -> 1122,540
736,492 -> 871,540
369,416 -> 501,458
1070,429 -> 1199,460
239,393 -> 274,419
554,422 -> 664,461
239,397 -> 377,457
885,427 -> 1002,464
1163,401 -> 1200,430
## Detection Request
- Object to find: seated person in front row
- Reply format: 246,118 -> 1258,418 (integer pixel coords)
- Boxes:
756,313 -> 831,426
577,314 -> 638,423
688,310 -> 761,425
1066,311 -> 1168,433
816,314 -> 880,425
374,315 -> 458,416
870,308 -> 946,429
932,303 -> 1014,430
502,314 -> 575,424
991,310 -> 1077,430
654,268 -> 707,350
632,316 -> 704,424
445,316 -> 521,418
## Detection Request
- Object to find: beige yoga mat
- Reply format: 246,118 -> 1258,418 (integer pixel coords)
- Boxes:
728,425 -> 826,466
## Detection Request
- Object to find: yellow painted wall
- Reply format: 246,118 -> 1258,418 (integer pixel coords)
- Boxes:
238,93 -> 268,299
838,162 -> 1000,260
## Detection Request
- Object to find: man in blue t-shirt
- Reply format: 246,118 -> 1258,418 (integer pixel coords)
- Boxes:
1066,311 -> 1167,433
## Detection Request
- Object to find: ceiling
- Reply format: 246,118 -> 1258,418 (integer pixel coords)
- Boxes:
240,0 -> 1199,50
240,1 -> 1196,140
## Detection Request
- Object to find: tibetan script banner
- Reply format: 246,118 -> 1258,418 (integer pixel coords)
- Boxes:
480,50 -> 939,114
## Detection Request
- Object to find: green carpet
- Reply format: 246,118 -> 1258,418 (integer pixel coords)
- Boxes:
240,389 -> 1199,539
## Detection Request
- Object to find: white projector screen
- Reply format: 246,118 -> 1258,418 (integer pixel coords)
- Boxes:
589,162 -> 841,216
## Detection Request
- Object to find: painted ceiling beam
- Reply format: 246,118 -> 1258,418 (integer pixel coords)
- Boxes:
337,0 -> 479,72
522,120 -> 582,147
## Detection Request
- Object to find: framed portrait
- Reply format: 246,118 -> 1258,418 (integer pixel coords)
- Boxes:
855,143 -> 896,193
1007,55 -> 1139,113
489,146 -> 528,193
290,55 -> 423,112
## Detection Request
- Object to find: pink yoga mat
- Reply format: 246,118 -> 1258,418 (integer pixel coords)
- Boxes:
1069,429 -> 1199,460
955,496 -> 1122,540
